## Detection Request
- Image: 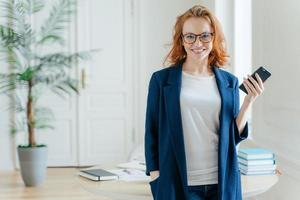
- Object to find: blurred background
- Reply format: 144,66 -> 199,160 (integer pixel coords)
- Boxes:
0,0 -> 299,199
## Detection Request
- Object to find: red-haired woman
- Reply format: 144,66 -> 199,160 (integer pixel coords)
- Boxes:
144,5 -> 264,200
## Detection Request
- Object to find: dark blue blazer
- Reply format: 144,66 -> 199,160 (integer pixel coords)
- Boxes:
144,62 -> 249,200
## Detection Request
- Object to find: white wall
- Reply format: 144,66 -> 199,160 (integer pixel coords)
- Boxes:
250,0 -> 300,199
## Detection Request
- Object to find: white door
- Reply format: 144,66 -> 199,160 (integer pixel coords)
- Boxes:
76,0 -> 135,166
17,0 -> 135,167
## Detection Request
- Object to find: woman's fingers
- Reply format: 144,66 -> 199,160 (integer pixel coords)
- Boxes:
247,75 -> 262,95
242,73 -> 265,103
243,77 -> 258,95
255,73 -> 264,91
243,80 -> 252,95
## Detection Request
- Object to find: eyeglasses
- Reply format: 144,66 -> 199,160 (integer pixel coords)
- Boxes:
182,32 -> 214,44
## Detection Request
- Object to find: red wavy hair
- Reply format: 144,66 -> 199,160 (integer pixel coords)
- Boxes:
164,5 -> 229,68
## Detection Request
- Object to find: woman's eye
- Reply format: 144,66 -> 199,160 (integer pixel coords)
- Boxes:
186,35 -> 195,39
201,34 -> 210,39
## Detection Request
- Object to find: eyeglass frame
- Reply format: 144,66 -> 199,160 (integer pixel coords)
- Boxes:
181,32 -> 215,44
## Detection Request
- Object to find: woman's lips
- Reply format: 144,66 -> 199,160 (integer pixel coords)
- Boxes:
191,48 -> 205,54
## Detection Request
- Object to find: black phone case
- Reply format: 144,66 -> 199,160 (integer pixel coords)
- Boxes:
239,66 -> 271,94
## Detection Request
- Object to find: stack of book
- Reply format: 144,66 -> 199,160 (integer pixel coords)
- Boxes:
238,148 -> 276,175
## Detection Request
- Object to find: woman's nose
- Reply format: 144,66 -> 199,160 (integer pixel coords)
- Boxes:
194,36 -> 203,46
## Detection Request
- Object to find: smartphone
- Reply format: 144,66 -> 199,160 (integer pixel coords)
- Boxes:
239,66 -> 271,94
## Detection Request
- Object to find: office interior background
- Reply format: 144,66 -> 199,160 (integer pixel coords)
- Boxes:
0,0 -> 299,199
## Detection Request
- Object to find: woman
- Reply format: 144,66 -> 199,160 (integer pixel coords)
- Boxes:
144,5 -> 264,200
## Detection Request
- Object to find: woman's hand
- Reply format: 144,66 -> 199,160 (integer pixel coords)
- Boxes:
150,170 -> 160,181
242,73 -> 264,104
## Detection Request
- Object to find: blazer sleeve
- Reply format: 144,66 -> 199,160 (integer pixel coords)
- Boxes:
232,78 -> 249,145
144,73 -> 160,176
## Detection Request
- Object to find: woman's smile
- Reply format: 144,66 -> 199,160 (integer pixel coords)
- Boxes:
190,47 -> 206,54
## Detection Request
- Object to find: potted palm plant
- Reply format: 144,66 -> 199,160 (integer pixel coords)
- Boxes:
0,0 -> 90,186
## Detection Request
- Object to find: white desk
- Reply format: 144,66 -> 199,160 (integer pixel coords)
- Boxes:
76,168 -> 279,200
241,174 -> 279,198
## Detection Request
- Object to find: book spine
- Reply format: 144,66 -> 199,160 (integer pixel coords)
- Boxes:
237,155 -> 274,160
239,163 -> 276,171
240,170 -> 276,176
238,158 -> 275,166
78,172 -> 100,181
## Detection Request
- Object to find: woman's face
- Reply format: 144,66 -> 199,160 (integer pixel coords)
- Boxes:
182,17 -> 214,62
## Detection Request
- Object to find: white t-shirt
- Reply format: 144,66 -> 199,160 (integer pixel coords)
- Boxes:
180,71 -> 221,186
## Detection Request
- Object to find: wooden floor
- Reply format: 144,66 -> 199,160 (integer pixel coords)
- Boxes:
0,168 -> 112,200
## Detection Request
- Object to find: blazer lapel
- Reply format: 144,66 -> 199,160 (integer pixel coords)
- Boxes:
213,66 -> 235,175
163,63 -> 188,187
213,66 -> 234,132
213,66 -> 233,127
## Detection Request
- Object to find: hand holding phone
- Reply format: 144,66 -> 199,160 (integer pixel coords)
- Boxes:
239,66 -> 271,94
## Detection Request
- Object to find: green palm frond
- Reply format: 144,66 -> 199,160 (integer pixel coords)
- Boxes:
9,92 -> 28,135
50,87 -> 68,99
1,48 -> 27,69
60,77 -> 79,93
4,92 -> 27,113
34,107 -> 54,118
0,0 -> 26,34
10,115 -> 27,135
34,106 -> 55,130
24,0 -> 45,13
33,70 -> 67,85
0,73 -> 27,94
22,23 -> 35,47
34,51 -> 89,70
11,0 -> 45,16
14,93 -> 27,113
50,77 -> 78,98
0,0 -> 17,24
37,34 -> 64,45
14,1 -> 27,16
38,0 -> 76,45
0,25 -> 23,47
0,1 -> 36,53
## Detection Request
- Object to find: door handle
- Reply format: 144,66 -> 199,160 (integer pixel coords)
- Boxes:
81,69 -> 86,89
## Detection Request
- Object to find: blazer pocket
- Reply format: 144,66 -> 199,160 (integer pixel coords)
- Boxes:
149,175 -> 160,183
149,176 -> 160,198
